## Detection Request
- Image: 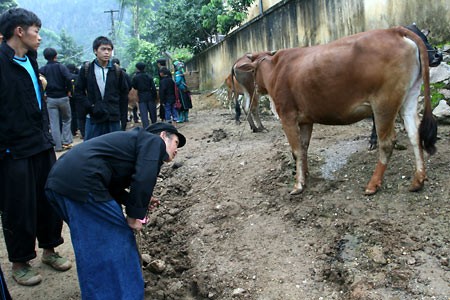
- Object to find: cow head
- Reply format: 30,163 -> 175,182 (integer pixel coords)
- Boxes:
405,23 -> 443,67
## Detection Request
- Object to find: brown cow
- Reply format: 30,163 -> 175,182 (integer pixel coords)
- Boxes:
234,27 -> 437,195
210,73 -> 264,129
230,66 -> 267,132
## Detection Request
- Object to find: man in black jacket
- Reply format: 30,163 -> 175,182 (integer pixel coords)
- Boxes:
39,48 -> 74,151
45,122 -> 186,299
74,36 -> 128,140
0,8 -> 71,287
132,62 -> 158,128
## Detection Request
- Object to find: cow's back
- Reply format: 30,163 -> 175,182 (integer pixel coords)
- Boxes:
265,28 -> 420,125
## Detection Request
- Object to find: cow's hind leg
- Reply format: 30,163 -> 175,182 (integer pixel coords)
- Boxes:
400,83 -> 426,192
365,117 -> 397,195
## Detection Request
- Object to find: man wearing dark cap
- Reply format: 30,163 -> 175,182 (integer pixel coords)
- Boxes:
44,122 -> 186,300
131,62 -> 157,128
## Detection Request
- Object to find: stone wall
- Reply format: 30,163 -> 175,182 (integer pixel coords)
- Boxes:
186,0 -> 450,90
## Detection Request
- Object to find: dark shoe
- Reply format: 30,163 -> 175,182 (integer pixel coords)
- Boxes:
42,252 -> 72,271
62,144 -> 73,150
12,264 -> 42,286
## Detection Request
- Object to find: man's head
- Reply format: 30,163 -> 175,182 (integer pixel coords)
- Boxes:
0,8 -> 41,41
146,123 -> 186,162
136,62 -> 146,71
0,8 -> 41,52
43,47 -> 57,61
92,36 -> 113,65
156,58 -> 166,68
159,67 -> 171,78
66,63 -> 78,74
111,58 -> 120,66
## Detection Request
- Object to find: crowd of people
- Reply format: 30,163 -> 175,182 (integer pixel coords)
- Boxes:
0,7 -> 190,300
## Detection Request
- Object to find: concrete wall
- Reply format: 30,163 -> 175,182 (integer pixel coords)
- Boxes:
187,0 -> 450,90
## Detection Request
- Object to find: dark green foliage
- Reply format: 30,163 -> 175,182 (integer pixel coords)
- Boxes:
0,0 -> 17,14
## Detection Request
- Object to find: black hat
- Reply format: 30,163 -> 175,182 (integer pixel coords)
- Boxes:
146,123 -> 186,148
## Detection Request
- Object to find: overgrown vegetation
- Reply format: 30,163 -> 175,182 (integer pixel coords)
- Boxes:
117,0 -> 256,72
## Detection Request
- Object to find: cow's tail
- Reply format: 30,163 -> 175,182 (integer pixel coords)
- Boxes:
231,65 -> 237,94
400,26 -> 438,155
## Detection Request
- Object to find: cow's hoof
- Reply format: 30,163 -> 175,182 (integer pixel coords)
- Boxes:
408,182 -> 424,192
368,143 -> 377,151
290,188 -> 304,195
364,185 -> 379,195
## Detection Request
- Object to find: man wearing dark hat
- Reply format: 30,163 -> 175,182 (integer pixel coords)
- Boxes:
44,122 -> 186,300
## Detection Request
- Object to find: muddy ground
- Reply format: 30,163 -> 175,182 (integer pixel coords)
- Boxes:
2,93 -> 449,299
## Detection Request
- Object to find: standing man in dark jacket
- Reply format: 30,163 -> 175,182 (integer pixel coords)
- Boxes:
45,123 -> 186,299
132,62 -> 158,128
66,63 -> 81,138
0,8 -> 71,287
39,47 -> 74,151
159,67 -> 178,123
74,36 -> 128,140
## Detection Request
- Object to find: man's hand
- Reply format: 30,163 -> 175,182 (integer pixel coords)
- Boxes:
127,217 -> 143,231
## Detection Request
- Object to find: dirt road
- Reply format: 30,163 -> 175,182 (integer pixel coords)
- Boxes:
1,94 -> 449,299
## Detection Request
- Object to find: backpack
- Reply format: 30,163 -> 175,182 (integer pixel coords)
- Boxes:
83,61 -> 122,82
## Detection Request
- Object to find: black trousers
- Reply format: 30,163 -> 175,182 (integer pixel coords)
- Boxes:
0,149 -> 64,263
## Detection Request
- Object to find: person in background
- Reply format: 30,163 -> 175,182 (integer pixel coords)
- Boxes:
45,122 -> 186,300
0,7 -> 72,287
66,63 -> 81,138
132,62 -> 158,128
74,36 -> 128,140
156,58 -> 167,121
39,48 -> 73,152
173,60 -> 193,123
158,67 -> 178,123
111,58 -> 132,131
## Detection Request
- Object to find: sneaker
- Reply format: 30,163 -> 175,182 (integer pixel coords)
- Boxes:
42,253 -> 72,271
12,264 -> 42,286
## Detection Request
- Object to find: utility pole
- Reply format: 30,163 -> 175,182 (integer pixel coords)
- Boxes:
104,9 -> 119,43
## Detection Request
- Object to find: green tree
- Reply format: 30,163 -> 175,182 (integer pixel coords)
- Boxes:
116,0 -> 255,55
216,0 -> 255,34
57,30 -> 83,66
125,38 -> 160,76
0,0 -> 17,14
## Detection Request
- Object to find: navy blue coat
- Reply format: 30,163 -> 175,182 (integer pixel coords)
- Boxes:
45,127 -> 168,219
